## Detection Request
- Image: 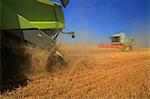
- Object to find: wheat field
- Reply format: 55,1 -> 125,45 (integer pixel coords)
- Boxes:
1,45 -> 150,98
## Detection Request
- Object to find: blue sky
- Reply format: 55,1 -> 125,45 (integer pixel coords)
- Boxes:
53,0 -> 149,46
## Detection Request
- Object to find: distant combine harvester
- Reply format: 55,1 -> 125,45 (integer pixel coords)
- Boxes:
98,32 -> 134,51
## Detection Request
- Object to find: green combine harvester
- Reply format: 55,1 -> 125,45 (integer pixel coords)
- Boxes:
1,0 -> 75,49
0,0 -> 74,91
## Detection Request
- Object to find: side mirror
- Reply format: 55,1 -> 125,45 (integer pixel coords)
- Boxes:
61,31 -> 76,38
61,0 -> 69,8
67,31 -> 76,38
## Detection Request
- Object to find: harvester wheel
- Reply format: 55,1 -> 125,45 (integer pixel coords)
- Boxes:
123,45 -> 132,52
46,50 -> 67,72
1,31 -> 31,92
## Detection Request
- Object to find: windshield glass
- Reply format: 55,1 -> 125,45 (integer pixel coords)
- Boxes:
111,36 -> 120,42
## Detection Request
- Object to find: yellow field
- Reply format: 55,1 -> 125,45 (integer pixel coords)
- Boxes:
1,45 -> 150,98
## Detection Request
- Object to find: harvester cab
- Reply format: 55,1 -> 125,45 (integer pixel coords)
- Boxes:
110,33 -> 126,45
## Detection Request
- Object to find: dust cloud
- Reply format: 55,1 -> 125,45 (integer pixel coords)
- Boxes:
129,21 -> 150,48
24,44 -> 50,74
